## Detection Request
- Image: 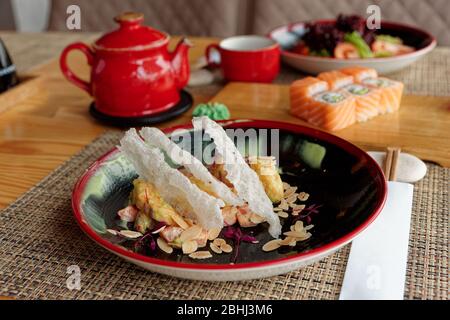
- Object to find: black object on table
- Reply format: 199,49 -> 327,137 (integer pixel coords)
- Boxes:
0,38 -> 18,93
89,89 -> 193,127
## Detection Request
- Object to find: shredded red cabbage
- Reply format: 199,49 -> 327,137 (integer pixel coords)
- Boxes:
223,226 -> 258,263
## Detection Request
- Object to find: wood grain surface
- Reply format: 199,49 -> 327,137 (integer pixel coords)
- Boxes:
0,35 -> 449,210
210,82 -> 450,166
0,37 -> 216,209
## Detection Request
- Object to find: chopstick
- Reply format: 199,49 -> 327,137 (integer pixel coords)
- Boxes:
383,147 -> 401,181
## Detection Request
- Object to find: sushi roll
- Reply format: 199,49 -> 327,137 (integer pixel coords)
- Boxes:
317,71 -> 354,90
342,83 -> 381,122
339,66 -> 378,83
305,90 -> 356,131
290,77 -> 329,119
361,77 -> 404,113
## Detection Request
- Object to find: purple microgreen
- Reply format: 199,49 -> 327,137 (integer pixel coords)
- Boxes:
223,226 -> 258,263
292,204 -> 323,224
241,235 -> 258,243
149,237 -> 156,251
133,221 -> 168,254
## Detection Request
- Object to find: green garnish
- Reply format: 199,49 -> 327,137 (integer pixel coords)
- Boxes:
375,34 -> 402,44
374,51 -> 394,58
192,102 -> 230,120
347,85 -> 369,95
322,92 -> 345,103
310,49 -> 331,57
344,31 -> 374,58
298,141 -> 326,169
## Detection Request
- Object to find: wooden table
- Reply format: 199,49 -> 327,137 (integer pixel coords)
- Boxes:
0,33 -> 449,210
0,35 -> 217,209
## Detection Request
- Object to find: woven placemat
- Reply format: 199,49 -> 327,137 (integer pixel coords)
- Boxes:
0,131 -> 447,300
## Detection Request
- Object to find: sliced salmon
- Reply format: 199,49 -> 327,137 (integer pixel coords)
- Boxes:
339,66 -> 378,83
290,77 -> 328,119
305,90 -> 356,131
342,84 -> 381,122
317,71 -> 354,90
361,77 -> 404,113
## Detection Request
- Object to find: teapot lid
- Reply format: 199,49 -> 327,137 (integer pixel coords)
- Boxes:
94,12 -> 168,50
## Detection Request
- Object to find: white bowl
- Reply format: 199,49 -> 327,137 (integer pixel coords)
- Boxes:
269,20 -> 436,75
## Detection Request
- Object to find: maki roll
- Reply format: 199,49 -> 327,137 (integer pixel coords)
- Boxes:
362,77 -> 404,113
339,66 -> 378,83
342,83 -> 381,122
306,90 -> 356,131
290,77 -> 329,119
318,71 -> 354,90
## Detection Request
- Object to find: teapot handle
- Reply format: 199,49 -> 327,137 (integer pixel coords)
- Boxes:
60,42 -> 94,95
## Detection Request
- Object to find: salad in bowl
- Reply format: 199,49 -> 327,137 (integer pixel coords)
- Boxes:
269,14 -> 436,74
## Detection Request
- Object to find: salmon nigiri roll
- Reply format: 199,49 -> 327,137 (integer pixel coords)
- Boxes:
342,84 -> 381,122
317,71 -> 353,90
290,77 -> 328,119
361,77 -> 404,113
306,90 -> 356,131
339,66 -> 378,83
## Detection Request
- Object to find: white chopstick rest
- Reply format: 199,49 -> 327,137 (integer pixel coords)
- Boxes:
367,151 -> 427,183
339,181 -> 414,300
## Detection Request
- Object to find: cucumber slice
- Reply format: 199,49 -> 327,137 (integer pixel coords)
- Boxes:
298,140 -> 326,169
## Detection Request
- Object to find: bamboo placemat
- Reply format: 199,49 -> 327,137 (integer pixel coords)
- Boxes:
0,131 -> 447,300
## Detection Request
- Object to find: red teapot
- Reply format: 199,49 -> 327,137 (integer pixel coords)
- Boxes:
60,12 -> 192,117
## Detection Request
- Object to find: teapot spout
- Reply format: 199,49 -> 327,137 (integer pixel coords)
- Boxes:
171,38 -> 193,89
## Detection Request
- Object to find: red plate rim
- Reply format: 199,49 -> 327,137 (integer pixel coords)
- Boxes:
268,19 -> 437,62
72,119 -> 387,271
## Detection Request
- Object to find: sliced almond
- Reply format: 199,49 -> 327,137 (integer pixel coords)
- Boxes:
119,230 -> 143,239
288,239 -> 297,246
305,224 -> 314,231
157,237 -> 173,254
282,182 -> 291,190
278,199 -> 289,211
182,240 -> 198,254
106,229 -> 119,236
277,211 -> 289,218
291,203 -> 306,210
279,236 -> 296,246
207,228 -> 221,241
171,213 -> 190,229
294,221 -> 304,232
179,225 -> 203,242
210,242 -> 222,254
152,225 -> 166,234
250,213 -> 265,224
284,186 -> 298,197
283,230 -> 307,239
303,232 -> 312,240
273,207 -> 283,212
262,239 -> 281,252
298,192 -> 310,201
213,238 -> 226,247
189,251 -> 213,259
291,210 -> 300,216
297,232 -> 312,241
286,194 -> 298,204
220,243 -> 233,253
